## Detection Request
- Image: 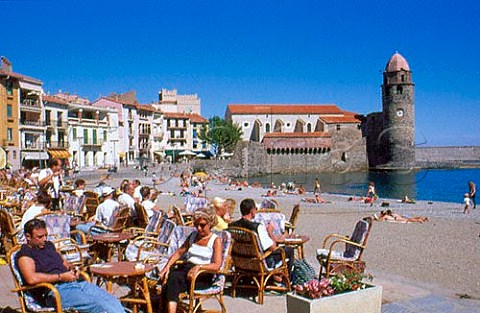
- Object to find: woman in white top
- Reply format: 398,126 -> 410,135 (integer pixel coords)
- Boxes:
159,206 -> 222,313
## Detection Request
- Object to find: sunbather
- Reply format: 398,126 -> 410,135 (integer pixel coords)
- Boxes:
374,210 -> 428,223
302,194 -> 331,203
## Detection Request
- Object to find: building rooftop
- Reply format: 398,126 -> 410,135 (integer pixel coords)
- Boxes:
227,104 -> 345,115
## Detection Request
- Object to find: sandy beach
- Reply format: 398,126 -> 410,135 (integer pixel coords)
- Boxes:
146,170 -> 480,300
2,167 -> 479,312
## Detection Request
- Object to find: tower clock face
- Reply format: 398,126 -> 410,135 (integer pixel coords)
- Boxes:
396,109 -> 404,117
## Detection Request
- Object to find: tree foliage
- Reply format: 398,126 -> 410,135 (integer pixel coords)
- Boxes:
199,116 -> 243,156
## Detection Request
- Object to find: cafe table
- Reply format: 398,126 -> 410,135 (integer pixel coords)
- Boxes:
274,234 -> 310,259
91,232 -> 133,262
90,261 -> 154,313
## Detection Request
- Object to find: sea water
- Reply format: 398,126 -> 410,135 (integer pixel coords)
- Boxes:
248,168 -> 480,204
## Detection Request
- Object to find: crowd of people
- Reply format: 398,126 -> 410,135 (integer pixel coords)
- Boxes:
3,160 -> 478,312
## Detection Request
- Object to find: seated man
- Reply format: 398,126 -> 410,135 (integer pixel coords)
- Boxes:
76,186 -> 119,237
16,218 -> 125,313
229,198 -> 294,277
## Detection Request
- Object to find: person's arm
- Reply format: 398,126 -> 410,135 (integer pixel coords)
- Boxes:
158,235 -> 190,281
37,170 -> 53,188
17,256 -> 78,285
187,237 -> 222,280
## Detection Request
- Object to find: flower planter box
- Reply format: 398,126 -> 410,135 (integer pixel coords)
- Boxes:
286,284 -> 382,313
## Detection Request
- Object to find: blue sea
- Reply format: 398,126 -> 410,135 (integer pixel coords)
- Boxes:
248,168 -> 480,204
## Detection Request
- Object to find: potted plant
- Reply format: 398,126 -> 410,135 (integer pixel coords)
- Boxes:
286,271 -> 382,313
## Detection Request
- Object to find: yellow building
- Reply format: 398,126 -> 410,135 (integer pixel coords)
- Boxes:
0,56 -> 45,169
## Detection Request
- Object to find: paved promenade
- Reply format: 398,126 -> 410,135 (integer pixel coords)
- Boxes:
1,262 -> 479,312
1,166 -> 479,312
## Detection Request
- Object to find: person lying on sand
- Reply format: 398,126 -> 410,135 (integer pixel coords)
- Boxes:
302,194 -> 332,204
373,210 -> 428,223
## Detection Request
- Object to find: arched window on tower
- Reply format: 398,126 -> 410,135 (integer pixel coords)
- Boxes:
401,74 -> 405,82
307,123 -> 312,132
397,86 -> 403,94
265,123 -> 270,133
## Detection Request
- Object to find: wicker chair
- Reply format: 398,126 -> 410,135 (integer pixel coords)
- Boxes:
7,245 -> 91,313
87,206 -> 130,235
125,217 -> 176,262
0,208 -> 21,253
285,204 -> 300,235
178,230 -> 233,313
36,212 -> 90,268
227,226 -> 291,304
316,217 -> 373,278
171,205 -> 194,226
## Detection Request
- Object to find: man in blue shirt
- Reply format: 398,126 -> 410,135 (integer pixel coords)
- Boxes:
16,218 -> 125,313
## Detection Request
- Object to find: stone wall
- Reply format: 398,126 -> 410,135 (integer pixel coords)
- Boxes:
195,127 -> 368,177
415,146 -> 480,168
194,145 -> 480,177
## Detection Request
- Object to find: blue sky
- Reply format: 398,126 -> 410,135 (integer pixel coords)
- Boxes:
2,0 -> 480,146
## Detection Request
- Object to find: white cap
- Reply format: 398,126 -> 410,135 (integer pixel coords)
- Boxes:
102,186 -> 115,196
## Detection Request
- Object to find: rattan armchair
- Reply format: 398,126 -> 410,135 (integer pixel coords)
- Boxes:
7,245 -> 91,313
316,217 -> 373,278
227,226 -> 291,304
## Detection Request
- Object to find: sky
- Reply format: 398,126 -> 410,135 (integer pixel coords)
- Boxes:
2,0 -> 480,147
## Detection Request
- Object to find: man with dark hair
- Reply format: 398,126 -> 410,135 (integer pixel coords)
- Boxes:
16,219 -> 125,313
38,158 -> 63,210
229,198 -> 294,276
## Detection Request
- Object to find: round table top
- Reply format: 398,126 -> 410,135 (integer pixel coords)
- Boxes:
275,234 -> 310,244
91,232 -> 133,243
89,261 -> 154,277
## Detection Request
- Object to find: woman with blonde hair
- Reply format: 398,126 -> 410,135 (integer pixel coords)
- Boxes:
159,206 -> 222,313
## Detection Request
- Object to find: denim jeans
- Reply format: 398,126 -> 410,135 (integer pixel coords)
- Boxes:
48,280 -> 125,313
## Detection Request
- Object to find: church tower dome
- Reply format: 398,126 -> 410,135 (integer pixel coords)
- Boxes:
385,52 -> 410,72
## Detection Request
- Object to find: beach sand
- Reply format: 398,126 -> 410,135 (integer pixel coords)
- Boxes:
2,169 -> 479,312
151,175 -> 480,299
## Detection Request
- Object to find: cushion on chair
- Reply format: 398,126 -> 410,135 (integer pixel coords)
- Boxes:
316,248 -> 355,261
344,220 -> 369,258
10,250 -> 57,312
253,212 -> 286,236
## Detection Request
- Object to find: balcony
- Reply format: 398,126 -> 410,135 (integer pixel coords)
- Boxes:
2,139 -> 15,147
46,141 -> 69,149
20,99 -> 41,108
22,142 -> 45,151
46,120 -> 68,129
81,138 -> 104,147
167,125 -> 187,130
19,120 -> 46,130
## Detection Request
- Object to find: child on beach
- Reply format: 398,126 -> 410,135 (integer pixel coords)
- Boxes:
463,193 -> 472,214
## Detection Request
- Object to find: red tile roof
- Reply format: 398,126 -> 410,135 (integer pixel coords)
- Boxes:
227,104 -> 344,115
164,112 -> 208,123
43,95 -> 69,106
136,104 -> 156,112
0,70 -> 42,85
318,113 -> 361,124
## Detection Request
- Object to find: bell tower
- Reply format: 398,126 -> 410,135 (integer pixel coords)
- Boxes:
379,52 -> 415,169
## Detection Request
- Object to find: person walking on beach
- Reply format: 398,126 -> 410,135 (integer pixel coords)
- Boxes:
463,193 -> 472,214
468,181 -> 476,209
313,178 -> 321,195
